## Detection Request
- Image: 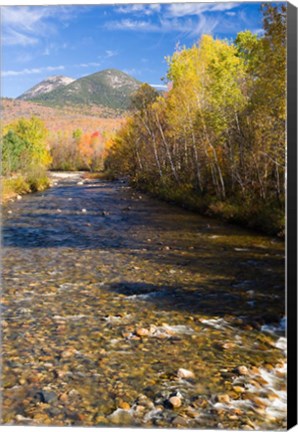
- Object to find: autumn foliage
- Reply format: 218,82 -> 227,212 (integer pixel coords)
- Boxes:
2,99 -> 124,173
105,5 -> 286,235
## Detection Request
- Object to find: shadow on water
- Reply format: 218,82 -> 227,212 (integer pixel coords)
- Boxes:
2,178 -> 285,324
103,278 -> 285,326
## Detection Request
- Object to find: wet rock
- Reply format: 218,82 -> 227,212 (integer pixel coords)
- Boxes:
233,386 -> 245,394
241,423 -> 255,430
192,398 -> 208,409
15,414 -> 32,423
177,368 -> 195,379
223,342 -> 236,350
216,394 -> 230,404
118,401 -> 130,410
242,393 -> 268,409
267,391 -> 279,400
172,416 -> 188,427
3,375 -> 18,388
95,415 -> 108,424
59,392 -> 68,402
168,396 -> 182,408
136,328 -> 150,337
108,408 -> 133,425
135,405 -> 145,414
34,390 -> 57,404
236,366 -> 249,376
136,394 -> 154,409
185,406 -> 198,418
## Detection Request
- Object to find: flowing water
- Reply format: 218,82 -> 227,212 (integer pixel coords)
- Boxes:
1,172 -> 286,429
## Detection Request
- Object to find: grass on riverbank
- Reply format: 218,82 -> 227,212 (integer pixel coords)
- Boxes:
2,169 -> 50,203
128,178 -> 285,238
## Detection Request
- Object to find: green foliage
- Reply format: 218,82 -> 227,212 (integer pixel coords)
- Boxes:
72,128 -> 83,141
1,130 -> 29,175
2,116 -> 51,200
4,116 -> 52,169
25,166 -> 50,192
2,176 -> 31,196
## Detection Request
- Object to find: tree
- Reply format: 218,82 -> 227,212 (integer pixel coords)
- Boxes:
1,131 -> 29,175
4,116 -> 52,169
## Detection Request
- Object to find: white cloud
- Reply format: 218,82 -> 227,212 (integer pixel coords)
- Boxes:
150,84 -> 167,89
105,49 -> 118,58
253,28 -> 265,36
75,62 -> 101,68
166,3 -> 239,18
105,3 -> 236,37
105,16 -> 199,34
191,14 -> 220,37
123,68 -> 140,76
2,65 -> 65,77
105,19 -> 159,32
1,29 -> 38,46
1,6 -> 78,46
116,4 -> 161,16
16,53 -> 34,63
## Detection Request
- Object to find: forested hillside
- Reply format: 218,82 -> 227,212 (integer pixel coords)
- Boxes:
20,69 -> 142,110
105,4 -> 286,235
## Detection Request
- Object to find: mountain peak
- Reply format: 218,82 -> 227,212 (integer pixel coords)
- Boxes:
17,68 -> 142,110
18,75 -> 75,100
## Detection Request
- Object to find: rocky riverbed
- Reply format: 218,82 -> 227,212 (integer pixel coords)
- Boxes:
1,172 -> 286,429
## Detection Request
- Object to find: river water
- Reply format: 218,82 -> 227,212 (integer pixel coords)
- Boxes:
1,172 -> 286,429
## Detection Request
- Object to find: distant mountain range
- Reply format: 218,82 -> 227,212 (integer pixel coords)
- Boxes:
17,69 -> 142,110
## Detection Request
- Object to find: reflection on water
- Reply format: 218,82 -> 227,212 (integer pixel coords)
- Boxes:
1,173 -> 286,429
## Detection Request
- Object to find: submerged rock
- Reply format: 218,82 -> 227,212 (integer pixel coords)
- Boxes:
33,390 -> 57,404
108,408 -> 133,425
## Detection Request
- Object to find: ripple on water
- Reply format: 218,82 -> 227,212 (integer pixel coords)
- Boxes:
1,175 -> 286,429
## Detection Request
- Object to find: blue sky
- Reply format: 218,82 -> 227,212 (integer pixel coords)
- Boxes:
1,2 -> 270,98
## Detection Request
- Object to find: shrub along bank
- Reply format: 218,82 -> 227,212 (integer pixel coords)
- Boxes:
1,116 -> 51,202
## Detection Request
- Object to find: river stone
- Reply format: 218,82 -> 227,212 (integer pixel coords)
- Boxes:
236,366 -> 249,376
217,394 -> 230,404
118,401 -> 130,410
168,396 -> 182,408
108,408 -> 133,425
233,386 -> 245,394
177,368 -> 195,379
136,328 -> 150,337
172,416 -> 188,427
34,390 -> 57,404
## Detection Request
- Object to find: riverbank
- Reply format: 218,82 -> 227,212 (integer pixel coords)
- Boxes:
101,174 -> 284,238
2,171 -> 88,204
1,171 -> 50,204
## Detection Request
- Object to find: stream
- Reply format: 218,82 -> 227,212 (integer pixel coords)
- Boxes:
1,172 -> 286,429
